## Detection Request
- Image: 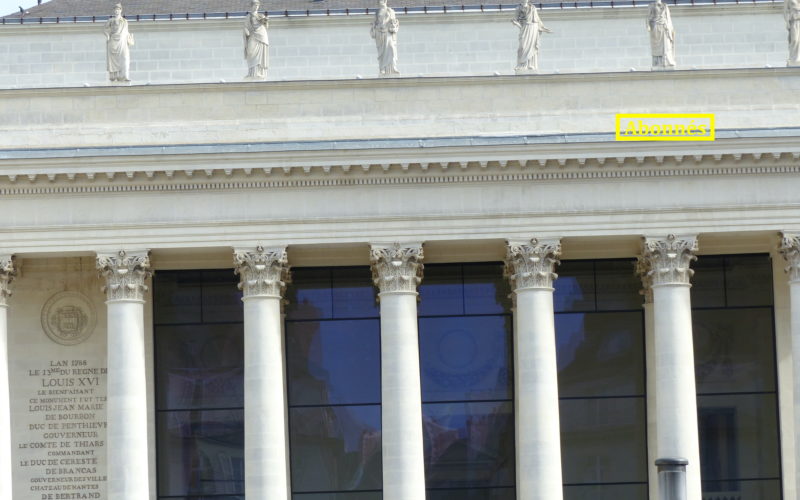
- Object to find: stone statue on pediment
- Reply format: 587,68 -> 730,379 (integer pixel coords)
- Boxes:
785,0 -> 800,66
103,3 -> 134,82
647,0 -> 676,70
244,0 -> 270,79
512,0 -> 551,73
370,0 -> 399,76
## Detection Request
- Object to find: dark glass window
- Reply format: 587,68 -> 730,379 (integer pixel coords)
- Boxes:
419,263 -> 515,498
285,267 -> 383,497
555,259 -> 648,500
155,270 -> 245,499
692,254 -> 781,499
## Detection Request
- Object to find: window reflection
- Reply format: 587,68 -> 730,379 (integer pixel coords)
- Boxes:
287,319 -> 381,406
423,401 -> 515,489
555,260 -> 647,495
419,316 -> 512,402
157,410 -> 244,496
419,263 -> 514,494
560,398 -> 647,484
563,483 -> 648,500
155,270 -> 245,500
692,254 -> 781,499
286,267 -> 383,497
156,324 -> 244,410
556,312 -> 644,398
290,406 -> 382,492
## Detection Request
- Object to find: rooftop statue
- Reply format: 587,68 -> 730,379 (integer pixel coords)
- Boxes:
786,0 -> 800,66
370,0 -> 400,76
647,0 -> 676,70
512,0 -> 551,73
244,0 -> 270,80
103,3 -> 134,82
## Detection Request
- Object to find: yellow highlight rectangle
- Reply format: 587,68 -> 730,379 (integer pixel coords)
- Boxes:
615,113 -> 715,141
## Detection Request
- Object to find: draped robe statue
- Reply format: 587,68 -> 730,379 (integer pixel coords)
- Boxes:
103,4 -> 134,82
512,0 -> 550,72
243,0 -> 269,79
370,0 -> 399,76
786,0 -> 800,66
647,0 -> 676,69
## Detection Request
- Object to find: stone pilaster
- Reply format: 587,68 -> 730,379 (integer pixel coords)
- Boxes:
505,238 -> 564,500
779,232 -> 800,500
96,250 -> 151,302
234,246 -> 291,500
0,254 -> 13,500
370,242 -> 426,500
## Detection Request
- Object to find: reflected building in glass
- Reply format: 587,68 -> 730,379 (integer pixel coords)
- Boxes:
148,254 -> 781,500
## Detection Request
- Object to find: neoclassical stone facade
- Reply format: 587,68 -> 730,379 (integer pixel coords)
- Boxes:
1,1 -> 800,500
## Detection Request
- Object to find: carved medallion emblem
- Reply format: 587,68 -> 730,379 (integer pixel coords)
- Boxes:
41,292 -> 97,346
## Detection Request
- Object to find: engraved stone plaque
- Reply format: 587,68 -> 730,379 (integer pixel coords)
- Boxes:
41,291 -> 97,346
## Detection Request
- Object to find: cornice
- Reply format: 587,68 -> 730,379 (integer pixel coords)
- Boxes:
1,65 -> 796,96
0,136 -> 798,193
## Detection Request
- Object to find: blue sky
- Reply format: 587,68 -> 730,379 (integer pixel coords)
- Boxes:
1,0 -> 40,17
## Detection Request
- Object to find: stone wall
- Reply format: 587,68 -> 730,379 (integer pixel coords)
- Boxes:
0,4 -> 789,88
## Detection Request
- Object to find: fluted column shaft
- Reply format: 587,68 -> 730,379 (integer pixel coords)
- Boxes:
640,235 -> 701,500
780,233 -> 800,499
371,243 -> 426,500
0,256 -> 14,500
235,246 -> 291,500
97,250 -> 151,500
505,239 -> 564,500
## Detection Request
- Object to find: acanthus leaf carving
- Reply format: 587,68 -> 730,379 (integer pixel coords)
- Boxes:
233,246 -> 290,298
641,234 -> 698,286
0,255 -> 16,307
635,255 -> 654,304
504,238 -> 561,290
96,250 -> 152,302
370,243 -> 423,294
779,232 -> 800,283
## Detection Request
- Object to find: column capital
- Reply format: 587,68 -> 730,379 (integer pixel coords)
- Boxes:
96,250 -> 151,302
234,246 -> 290,298
780,232 -> 800,283
0,255 -> 16,307
635,256 -> 654,304
504,238 -> 561,291
370,242 -> 423,294
641,234 -> 698,286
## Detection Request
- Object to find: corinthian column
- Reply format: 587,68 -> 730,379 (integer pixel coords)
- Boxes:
0,256 -> 14,500
370,243 -> 426,500
234,246 -> 291,500
96,250 -> 151,500
780,233 -> 800,498
505,238 -> 563,500
640,235 -> 701,500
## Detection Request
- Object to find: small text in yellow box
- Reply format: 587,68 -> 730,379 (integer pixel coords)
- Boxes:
615,113 -> 715,141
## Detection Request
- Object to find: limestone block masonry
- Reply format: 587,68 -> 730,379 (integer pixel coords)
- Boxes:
0,4 -> 789,88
